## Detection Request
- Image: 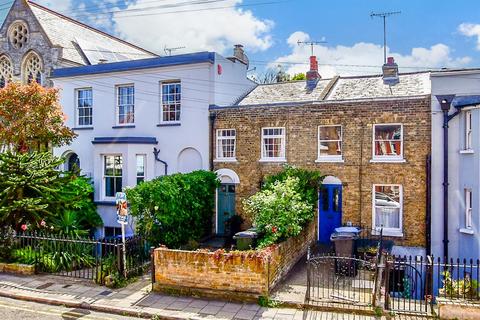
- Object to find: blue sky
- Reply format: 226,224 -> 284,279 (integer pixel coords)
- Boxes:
2,0 -> 480,77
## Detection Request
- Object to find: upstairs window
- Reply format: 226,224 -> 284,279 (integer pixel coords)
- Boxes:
23,51 -> 43,85
373,124 -> 403,161
76,88 -> 93,126
117,85 -> 134,125
373,184 -> 403,236
0,55 -> 13,88
104,155 -> 122,198
161,82 -> 181,123
216,129 -> 236,161
261,127 -> 286,161
465,111 -> 473,150
318,125 -> 342,161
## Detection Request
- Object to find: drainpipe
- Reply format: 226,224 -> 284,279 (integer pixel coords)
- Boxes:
436,95 -> 456,260
209,112 -> 217,171
153,147 -> 168,176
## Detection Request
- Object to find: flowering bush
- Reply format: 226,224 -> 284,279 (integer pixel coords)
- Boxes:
243,177 -> 314,248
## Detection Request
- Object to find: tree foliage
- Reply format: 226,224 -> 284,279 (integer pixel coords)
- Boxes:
292,73 -> 306,80
126,171 -> 219,248
254,65 -> 291,84
263,164 -> 322,207
0,151 -> 100,233
0,82 -> 76,152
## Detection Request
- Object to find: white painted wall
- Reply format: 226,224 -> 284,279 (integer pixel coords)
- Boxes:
431,71 -> 480,259
53,55 -> 254,237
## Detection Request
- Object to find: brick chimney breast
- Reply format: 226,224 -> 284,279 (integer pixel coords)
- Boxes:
306,55 -> 321,91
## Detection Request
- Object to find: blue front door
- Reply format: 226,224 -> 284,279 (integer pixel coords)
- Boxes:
217,184 -> 236,235
318,184 -> 342,243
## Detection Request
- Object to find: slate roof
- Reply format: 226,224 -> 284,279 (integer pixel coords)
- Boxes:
236,72 -> 431,106
28,1 -> 156,65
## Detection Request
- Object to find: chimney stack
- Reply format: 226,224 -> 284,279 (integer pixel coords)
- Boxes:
231,44 -> 249,67
382,56 -> 399,85
306,56 -> 321,90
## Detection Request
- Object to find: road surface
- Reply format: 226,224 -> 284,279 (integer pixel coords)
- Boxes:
0,296 -> 141,319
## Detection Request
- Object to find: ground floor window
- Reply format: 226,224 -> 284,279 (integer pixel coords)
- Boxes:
136,154 -> 145,184
465,189 -> 473,230
104,155 -> 123,198
104,227 -> 122,238
373,184 -> 402,235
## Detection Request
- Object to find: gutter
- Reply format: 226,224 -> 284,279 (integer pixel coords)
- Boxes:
153,148 -> 168,176
209,112 -> 217,171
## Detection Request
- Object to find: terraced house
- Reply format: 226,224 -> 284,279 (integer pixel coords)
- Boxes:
211,57 -> 431,256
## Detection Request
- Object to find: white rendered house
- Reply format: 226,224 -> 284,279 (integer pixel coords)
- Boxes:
52,49 -> 255,238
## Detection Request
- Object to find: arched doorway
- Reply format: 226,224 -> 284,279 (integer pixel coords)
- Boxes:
215,169 -> 240,235
318,176 -> 342,243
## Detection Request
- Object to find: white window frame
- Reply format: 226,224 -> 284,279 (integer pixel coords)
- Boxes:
260,127 -> 286,162
75,88 -> 93,127
136,154 -> 146,185
116,84 -> 135,126
372,123 -> 404,162
215,129 -> 237,161
466,188 -> 473,230
317,125 -> 343,162
372,184 -> 403,237
160,81 -> 181,124
465,110 -> 473,151
103,154 -> 123,200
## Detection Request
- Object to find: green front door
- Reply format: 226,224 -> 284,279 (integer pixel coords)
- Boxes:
217,184 -> 236,235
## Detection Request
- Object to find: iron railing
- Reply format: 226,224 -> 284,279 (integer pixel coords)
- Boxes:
9,233 -> 150,285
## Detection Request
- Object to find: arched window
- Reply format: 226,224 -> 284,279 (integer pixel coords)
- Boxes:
22,51 -> 43,84
0,55 -> 13,88
67,153 -> 80,172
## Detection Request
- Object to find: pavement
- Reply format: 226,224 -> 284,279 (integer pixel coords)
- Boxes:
0,273 -> 427,320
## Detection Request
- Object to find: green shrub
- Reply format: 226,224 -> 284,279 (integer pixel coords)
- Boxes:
126,170 -> 219,248
263,164 -> 321,207
244,177 -> 314,248
0,226 -> 15,262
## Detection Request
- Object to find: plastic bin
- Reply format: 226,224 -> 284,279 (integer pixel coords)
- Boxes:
233,228 -> 258,250
330,227 -> 361,275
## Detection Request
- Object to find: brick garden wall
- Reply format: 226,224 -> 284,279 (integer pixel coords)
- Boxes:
153,220 -> 316,300
212,96 -> 431,247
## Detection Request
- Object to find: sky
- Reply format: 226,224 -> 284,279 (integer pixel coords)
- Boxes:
2,0 -> 480,78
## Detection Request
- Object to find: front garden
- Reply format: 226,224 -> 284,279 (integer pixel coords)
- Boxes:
125,165 -> 322,300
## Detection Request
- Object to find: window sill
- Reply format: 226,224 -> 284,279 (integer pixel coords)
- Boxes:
112,125 -> 135,129
373,229 -> 403,237
370,158 -> 406,163
259,158 -> 287,163
459,149 -> 474,154
95,200 -> 116,206
73,126 -> 94,131
459,228 -> 474,235
214,159 -> 238,163
315,158 -> 344,163
157,123 -> 181,127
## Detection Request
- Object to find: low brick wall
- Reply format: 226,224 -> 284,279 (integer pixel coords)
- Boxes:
0,262 -> 35,275
438,301 -> 480,320
153,221 -> 316,301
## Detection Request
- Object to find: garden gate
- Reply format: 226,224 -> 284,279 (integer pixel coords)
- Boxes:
306,251 -> 378,309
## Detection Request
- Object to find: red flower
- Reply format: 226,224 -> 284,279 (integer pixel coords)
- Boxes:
271,226 -> 278,233
21,224 -> 28,231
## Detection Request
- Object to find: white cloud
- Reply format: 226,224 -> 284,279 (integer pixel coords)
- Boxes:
459,23 -> 480,50
272,31 -> 471,78
107,0 -> 274,55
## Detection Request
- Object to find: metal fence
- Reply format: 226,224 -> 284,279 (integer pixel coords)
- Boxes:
10,233 -> 150,285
